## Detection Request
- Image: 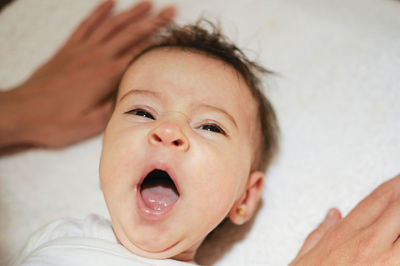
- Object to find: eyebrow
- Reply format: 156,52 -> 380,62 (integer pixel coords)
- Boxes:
198,104 -> 238,129
118,89 -> 158,103
118,89 -> 237,128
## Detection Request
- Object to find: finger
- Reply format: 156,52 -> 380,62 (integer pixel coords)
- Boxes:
101,6 -> 175,57
368,194 -> 400,248
341,174 -> 400,235
296,208 -> 342,257
118,38 -> 152,63
104,43 -> 148,85
87,1 -> 153,44
66,0 -> 115,45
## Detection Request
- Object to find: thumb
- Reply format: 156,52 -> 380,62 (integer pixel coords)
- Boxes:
296,208 -> 342,258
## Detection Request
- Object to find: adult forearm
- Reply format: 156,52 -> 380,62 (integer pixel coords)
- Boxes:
0,89 -> 32,147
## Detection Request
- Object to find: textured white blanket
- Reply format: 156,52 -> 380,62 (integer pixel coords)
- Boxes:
0,0 -> 399,265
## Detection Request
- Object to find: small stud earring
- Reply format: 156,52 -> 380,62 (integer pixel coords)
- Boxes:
237,205 -> 246,216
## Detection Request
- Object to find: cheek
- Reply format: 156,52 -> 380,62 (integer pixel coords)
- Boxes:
189,139 -> 247,211
100,121 -> 146,193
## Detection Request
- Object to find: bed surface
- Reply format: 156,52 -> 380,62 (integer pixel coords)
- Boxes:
1,0 -> 399,265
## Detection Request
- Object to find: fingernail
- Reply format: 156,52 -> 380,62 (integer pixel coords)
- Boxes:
326,208 -> 336,219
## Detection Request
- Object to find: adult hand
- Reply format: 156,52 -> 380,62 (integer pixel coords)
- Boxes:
290,174 -> 400,265
0,0 -> 175,149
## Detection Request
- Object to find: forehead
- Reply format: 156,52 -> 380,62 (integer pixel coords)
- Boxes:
119,48 -> 255,108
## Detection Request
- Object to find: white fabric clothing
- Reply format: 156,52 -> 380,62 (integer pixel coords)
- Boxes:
11,215 -> 191,266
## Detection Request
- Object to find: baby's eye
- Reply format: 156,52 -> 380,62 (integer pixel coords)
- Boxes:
126,108 -> 155,120
199,124 -> 226,135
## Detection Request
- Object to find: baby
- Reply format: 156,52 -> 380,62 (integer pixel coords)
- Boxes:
14,22 -> 279,265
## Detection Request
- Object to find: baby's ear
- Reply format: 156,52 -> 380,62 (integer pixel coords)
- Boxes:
228,171 -> 264,225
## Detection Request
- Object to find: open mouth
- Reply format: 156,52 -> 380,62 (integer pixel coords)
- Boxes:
139,169 -> 180,213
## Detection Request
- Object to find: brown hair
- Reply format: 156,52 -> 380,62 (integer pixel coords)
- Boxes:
127,20 -> 279,172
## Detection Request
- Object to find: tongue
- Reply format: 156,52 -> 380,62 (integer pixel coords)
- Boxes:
141,184 -> 179,211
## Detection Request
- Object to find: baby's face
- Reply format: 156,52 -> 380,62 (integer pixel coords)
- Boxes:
99,48 -> 263,261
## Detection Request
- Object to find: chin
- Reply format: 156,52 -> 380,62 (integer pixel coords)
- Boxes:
103,159 -> 212,262
120,230 -> 202,264
115,227 -> 197,261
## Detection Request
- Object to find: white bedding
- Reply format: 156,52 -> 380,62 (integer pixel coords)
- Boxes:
0,0 -> 399,265
12,215 -> 189,266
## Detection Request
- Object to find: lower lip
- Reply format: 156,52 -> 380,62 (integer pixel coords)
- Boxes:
136,186 -> 179,221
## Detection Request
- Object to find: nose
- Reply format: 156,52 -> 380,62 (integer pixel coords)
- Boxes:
148,121 -> 190,152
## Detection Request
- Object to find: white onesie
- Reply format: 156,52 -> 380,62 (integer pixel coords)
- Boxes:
11,215 -> 191,266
